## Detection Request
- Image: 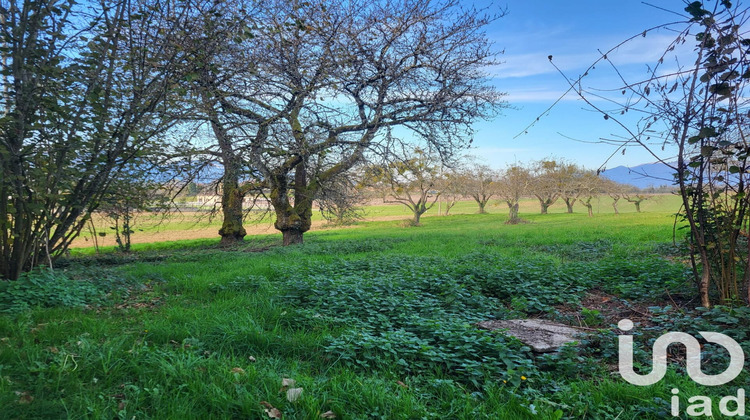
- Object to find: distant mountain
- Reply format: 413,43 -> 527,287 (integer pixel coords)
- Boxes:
600,162 -> 675,189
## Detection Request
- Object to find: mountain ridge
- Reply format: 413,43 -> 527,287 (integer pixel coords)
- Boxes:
600,162 -> 675,189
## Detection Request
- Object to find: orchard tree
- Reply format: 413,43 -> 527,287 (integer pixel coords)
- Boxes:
370,147 -> 444,226
530,159 -> 563,214
497,164 -> 531,222
436,170 -> 466,216
98,164 -> 171,253
558,162 -> 584,213
0,0 -> 192,280
194,0 -> 503,245
577,171 -> 603,217
624,193 -> 649,213
553,1 -> 750,306
179,0 -> 265,244
462,163 -> 499,214
603,178 -> 627,215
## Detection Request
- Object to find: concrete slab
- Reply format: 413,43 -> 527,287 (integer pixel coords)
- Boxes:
477,319 -> 585,353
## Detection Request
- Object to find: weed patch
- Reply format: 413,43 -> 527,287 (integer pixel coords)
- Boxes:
278,255 -> 535,387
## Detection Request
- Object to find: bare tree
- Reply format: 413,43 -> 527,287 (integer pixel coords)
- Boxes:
497,164 -> 531,222
436,170 -> 466,216
602,179 -> 627,215
624,194 -> 649,213
371,147 -> 444,226
462,163 -> 500,214
577,171 -> 603,217
558,162 -> 584,213
192,0 -> 503,245
530,159 -> 563,214
179,0 -> 265,245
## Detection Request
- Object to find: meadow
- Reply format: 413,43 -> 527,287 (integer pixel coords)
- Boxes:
1,195 -> 748,419
71,194 -> 676,249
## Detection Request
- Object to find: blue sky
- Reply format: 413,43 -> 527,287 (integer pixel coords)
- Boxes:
472,0 -> 695,170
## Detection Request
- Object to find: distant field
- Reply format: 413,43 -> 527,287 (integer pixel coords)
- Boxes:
72,194 -> 682,249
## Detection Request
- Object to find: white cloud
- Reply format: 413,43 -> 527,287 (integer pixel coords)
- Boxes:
492,32 -> 687,80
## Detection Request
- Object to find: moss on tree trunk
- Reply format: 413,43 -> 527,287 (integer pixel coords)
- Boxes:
270,162 -> 313,245
218,177 -> 247,245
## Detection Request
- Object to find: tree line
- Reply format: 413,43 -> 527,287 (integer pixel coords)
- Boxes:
360,151 -> 652,225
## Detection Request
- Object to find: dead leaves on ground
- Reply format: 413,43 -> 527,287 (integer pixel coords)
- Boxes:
280,377 -> 303,403
259,377 -> 336,418
260,401 -> 283,419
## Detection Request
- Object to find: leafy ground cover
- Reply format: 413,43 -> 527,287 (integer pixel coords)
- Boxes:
1,201 -> 748,419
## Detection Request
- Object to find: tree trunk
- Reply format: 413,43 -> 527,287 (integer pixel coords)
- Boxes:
273,202 -> 312,245
564,198 -> 575,213
700,254 -> 711,308
540,202 -> 549,214
612,198 -> 620,215
282,229 -> 304,246
270,162 -> 313,245
508,202 -> 519,220
219,162 -> 247,245
412,207 -> 423,225
218,176 -> 247,245
478,201 -> 487,214
210,105 -> 247,245
635,202 -> 641,213
585,204 -> 593,217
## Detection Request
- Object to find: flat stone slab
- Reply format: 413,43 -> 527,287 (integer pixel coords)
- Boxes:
477,319 -> 585,353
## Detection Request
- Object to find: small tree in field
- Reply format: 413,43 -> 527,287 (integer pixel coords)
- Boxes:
530,159 -> 563,214
497,164 -> 531,222
462,164 -> 500,214
555,1 -> 750,306
558,162 -> 584,213
624,194 -> 649,213
436,171 -> 466,216
372,148 -> 444,226
578,171 -> 603,217
603,179 -> 628,215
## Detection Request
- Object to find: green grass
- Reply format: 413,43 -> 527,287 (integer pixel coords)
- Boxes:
73,194 -> 682,248
1,200 -> 746,419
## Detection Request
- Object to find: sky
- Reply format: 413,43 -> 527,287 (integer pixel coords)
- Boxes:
472,0 -> 699,170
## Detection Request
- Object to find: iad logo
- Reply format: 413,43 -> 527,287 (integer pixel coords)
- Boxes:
617,319 -> 744,386
617,319 -> 746,417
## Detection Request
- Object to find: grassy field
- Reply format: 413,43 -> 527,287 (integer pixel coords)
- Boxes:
72,194 -> 682,249
2,195 -> 747,419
